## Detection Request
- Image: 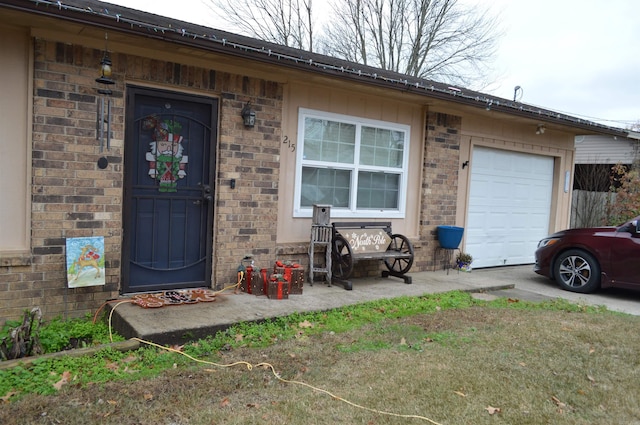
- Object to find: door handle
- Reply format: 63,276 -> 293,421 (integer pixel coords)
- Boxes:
202,185 -> 213,201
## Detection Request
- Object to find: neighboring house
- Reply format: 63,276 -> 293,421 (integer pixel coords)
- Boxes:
0,0 -> 631,325
575,134 -> 640,168
571,134 -> 640,227
574,134 -> 640,188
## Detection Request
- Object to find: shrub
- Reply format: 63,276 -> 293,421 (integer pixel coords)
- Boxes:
606,163 -> 640,225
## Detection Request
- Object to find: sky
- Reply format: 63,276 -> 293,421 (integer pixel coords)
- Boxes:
109,0 -> 640,130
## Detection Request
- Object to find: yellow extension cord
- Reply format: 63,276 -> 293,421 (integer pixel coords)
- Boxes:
104,273 -> 442,424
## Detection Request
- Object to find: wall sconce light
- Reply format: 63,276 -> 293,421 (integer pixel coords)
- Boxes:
241,101 -> 256,127
462,160 -> 469,169
95,34 -> 115,95
536,124 -> 546,135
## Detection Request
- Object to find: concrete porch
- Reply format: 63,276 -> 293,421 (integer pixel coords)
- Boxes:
107,266 -> 536,345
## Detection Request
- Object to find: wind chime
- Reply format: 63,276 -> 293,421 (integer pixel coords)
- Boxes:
95,34 -> 114,169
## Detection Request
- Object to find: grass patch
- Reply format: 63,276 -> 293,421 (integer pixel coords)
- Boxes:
1,291 -> 638,424
1,313 -> 124,357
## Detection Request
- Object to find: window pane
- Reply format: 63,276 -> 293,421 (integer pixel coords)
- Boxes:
356,172 -> 399,209
301,167 -> 351,207
303,118 -> 355,163
359,127 -> 404,168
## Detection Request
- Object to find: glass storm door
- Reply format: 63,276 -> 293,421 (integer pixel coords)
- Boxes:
122,86 -> 217,293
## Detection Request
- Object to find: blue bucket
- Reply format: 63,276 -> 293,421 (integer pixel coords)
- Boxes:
437,226 -> 464,249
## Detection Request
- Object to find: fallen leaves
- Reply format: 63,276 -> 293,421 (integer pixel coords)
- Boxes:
485,405 -> 501,415
122,354 -> 138,363
105,361 -> 119,371
551,395 -> 574,413
551,395 -> 565,407
220,397 -> 231,408
0,391 -> 18,403
298,320 -> 314,329
52,371 -> 72,391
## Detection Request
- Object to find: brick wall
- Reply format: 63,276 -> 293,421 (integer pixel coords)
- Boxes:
0,37 -> 282,325
24,39 -> 125,322
417,111 -> 462,271
214,78 -> 283,286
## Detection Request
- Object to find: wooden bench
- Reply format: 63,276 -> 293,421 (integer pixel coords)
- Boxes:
331,222 -> 414,290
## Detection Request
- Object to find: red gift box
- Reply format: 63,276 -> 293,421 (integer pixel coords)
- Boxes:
239,266 -> 267,296
267,274 -> 289,299
274,261 -> 304,295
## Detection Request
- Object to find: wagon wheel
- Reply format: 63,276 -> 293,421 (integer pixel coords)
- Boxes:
384,234 -> 414,275
332,234 -> 354,280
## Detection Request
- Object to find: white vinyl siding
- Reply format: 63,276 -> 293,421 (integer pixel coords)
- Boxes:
574,135 -> 639,165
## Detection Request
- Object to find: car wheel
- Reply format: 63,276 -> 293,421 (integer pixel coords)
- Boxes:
553,249 -> 601,293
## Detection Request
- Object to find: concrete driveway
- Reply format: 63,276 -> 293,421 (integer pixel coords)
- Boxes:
480,265 -> 640,316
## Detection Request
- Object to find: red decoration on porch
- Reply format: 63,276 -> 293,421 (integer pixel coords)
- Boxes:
273,260 -> 304,295
267,274 -> 289,299
239,266 -> 266,296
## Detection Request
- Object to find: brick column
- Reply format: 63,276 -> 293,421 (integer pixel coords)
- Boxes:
418,112 -> 462,271
214,76 -> 283,286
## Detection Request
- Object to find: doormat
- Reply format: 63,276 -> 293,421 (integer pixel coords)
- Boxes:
132,289 -> 217,308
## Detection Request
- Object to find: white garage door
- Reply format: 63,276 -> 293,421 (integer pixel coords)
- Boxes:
466,147 -> 554,268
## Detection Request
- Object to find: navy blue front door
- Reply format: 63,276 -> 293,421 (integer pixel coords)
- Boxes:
122,86 -> 217,293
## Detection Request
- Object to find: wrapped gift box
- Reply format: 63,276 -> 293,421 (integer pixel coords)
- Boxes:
274,262 -> 304,295
239,266 -> 267,296
267,274 -> 289,299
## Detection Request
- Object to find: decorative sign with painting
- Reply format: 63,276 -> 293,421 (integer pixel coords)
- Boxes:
345,229 -> 391,254
65,237 -> 105,288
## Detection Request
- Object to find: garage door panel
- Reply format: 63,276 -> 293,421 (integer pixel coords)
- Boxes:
467,147 -> 553,268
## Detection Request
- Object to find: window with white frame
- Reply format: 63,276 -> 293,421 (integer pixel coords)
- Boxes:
294,109 -> 409,218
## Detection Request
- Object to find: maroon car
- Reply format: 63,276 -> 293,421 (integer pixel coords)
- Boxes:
534,216 -> 640,293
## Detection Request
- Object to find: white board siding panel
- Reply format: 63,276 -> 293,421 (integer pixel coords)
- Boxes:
574,135 -> 639,164
466,147 -> 554,268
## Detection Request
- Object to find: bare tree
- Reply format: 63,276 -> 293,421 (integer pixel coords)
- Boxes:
207,0 -> 314,50
319,0 -> 500,87
207,0 -> 500,87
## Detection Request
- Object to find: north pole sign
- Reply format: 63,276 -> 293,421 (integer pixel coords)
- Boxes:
345,229 -> 391,254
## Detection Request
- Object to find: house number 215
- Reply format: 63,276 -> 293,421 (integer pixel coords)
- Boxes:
283,136 -> 295,152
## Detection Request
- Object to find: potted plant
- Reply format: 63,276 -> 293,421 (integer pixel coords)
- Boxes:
456,252 -> 473,272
